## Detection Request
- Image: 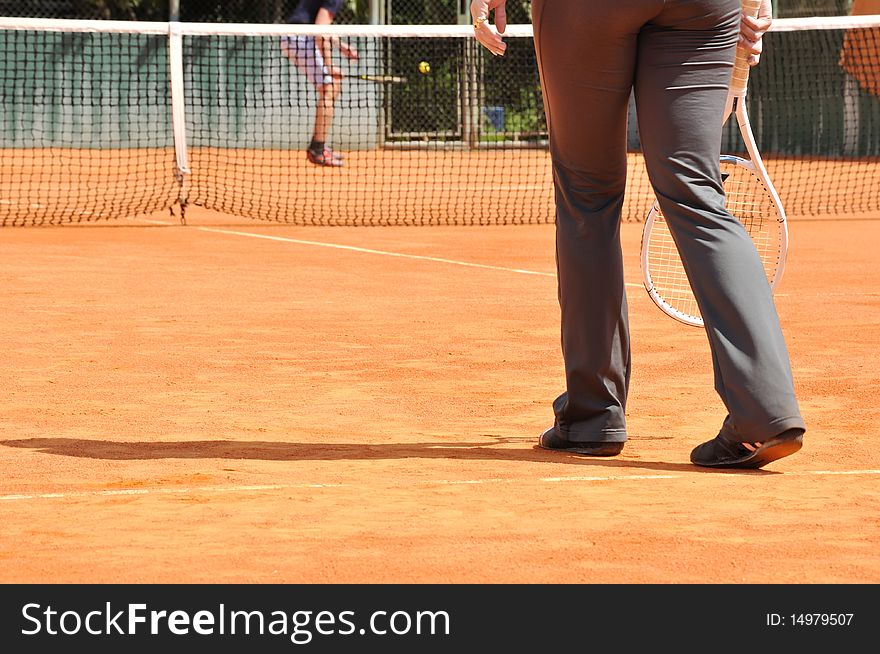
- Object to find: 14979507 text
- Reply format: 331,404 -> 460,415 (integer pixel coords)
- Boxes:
766,613 -> 854,627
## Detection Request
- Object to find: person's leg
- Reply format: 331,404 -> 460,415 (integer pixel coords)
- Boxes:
531,0 -> 661,447
633,0 -> 805,456
307,44 -> 344,164
281,36 -> 343,165
312,78 -> 340,145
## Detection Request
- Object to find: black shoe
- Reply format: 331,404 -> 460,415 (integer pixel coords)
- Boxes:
690,429 -> 803,469
306,147 -> 344,167
538,427 -> 624,457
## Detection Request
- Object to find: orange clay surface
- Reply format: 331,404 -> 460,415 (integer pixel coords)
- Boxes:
1,208 -> 878,584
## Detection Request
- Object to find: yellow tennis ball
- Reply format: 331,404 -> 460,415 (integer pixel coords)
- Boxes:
418,61 -> 431,75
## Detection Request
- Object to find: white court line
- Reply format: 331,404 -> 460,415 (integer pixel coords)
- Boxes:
541,474 -> 680,482
785,469 -> 880,476
776,292 -> 880,298
0,483 -> 343,502
126,216 -> 177,226
130,219 -> 880,296
2,469 -> 877,502
440,474 -> 681,484
194,224 -> 647,288
196,225 -> 562,280
193,225 -> 880,296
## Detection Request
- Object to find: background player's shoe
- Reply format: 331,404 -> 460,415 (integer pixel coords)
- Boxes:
307,147 -> 344,167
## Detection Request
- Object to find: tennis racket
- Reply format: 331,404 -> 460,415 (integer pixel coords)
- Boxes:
357,74 -> 407,84
639,0 -> 788,328
329,70 -> 407,84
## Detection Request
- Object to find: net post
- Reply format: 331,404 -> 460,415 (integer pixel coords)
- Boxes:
168,20 -> 190,225
368,0 -> 382,25
462,38 -> 481,148
456,9 -> 479,148
378,36 -> 388,150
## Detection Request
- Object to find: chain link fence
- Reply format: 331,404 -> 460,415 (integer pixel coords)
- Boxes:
0,1 -> 861,22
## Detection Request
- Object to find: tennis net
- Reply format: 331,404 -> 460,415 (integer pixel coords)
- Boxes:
1,17 -> 878,226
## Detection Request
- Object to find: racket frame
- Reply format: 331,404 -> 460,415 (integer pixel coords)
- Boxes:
641,148 -> 787,327
357,74 -> 407,84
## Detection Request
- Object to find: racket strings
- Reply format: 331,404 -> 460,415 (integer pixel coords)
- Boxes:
722,164 -> 784,273
646,161 -> 784,324
647,218 -> 700,320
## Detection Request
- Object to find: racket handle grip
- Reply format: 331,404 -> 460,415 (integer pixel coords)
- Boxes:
730,0 -> 762,96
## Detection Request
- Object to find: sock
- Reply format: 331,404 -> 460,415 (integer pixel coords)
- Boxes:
309,140 -> 324,154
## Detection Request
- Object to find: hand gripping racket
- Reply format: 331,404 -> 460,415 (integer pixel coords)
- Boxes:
639,0 -> 788,328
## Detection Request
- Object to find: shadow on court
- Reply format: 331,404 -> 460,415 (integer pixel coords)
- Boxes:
0,437 -> 778,475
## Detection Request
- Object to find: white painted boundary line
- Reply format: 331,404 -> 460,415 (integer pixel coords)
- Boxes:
193,224 -> 647,289
776,292 -> 880,298
132,220 -> 880,296
787,469 -> 880,476
117,216 -> 880,303
2,469 -> 878,502
196,226 -> 559,279
0,483 -> 344,502
541,474 -> 680,482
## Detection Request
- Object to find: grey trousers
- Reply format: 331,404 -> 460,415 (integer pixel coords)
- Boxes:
531,0 -> 806,444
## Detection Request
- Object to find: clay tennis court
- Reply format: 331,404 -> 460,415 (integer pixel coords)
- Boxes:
1,144 -> 878,584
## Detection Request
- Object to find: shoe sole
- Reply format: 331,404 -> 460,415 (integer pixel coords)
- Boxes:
538,444 -> 622,456
306,154 -> 344,167
537,436 -> 623,457
697,434 -> 803,469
